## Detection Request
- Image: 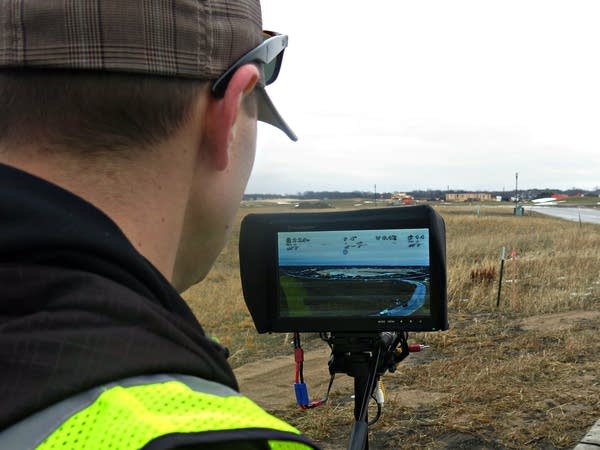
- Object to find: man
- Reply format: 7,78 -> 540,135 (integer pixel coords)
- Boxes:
0,0 -> 313,448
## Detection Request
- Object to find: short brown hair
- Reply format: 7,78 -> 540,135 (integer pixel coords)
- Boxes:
0,69 -> 207,155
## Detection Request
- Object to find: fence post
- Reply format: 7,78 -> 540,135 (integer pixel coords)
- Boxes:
496,246 -> 506,307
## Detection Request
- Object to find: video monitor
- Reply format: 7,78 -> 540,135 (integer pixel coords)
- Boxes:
239,206 -> 447,333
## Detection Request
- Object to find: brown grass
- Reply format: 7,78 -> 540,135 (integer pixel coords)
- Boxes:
183,204 -> 600,449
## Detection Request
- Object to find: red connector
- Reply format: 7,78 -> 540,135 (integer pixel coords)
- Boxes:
408,344 -> 429,352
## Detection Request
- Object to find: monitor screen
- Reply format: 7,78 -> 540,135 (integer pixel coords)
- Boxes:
277,228 -> 430,319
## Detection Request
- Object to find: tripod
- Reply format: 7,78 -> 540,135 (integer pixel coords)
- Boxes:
327,332 -> 409,450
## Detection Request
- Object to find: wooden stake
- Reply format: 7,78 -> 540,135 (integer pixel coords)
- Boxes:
496,246 -> 506,307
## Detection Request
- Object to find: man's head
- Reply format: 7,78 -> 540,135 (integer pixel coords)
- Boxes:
0,0 -> 295,152
0,0 -> 294,291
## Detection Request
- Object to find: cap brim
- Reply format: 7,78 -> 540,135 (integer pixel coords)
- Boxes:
256,87 -> 298,141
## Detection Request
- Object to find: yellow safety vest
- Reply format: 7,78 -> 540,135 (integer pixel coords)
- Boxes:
0,374 -> 316,449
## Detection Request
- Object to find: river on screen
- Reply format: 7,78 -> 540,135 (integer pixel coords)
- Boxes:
278,266 -> 430,318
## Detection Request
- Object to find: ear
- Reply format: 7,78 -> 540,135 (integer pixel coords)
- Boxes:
203,64 -> 260,171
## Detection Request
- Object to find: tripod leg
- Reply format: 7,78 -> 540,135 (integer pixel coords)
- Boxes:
348,420 -> 369,450
348,370 -> 373,450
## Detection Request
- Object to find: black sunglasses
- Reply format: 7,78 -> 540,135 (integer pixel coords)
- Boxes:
211,31 -> 288,98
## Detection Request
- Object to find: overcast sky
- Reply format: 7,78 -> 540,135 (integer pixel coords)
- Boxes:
247,0 -> 600,194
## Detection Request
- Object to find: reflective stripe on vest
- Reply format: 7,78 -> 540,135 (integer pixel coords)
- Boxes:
0,374 -> 315,450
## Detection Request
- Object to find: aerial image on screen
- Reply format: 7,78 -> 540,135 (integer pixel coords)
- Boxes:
277,228 -> 430,318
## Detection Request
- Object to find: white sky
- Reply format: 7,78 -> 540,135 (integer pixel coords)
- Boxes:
247,0 -> 600,194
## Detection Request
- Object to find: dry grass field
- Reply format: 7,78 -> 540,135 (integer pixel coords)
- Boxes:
183,203 -> 599,449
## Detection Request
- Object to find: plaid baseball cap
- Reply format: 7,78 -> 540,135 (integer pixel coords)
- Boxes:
0,0 -> 296,140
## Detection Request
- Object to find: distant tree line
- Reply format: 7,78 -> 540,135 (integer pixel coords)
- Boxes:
244,187 -> 599,201
244,191 -> 377,200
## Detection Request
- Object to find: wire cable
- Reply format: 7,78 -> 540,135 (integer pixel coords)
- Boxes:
293,332 -> 332,409
367,394 -> 382,426
357,343 -> 384,425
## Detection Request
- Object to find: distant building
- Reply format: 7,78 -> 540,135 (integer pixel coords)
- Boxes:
391,192 -> 414,205
445,193 -> 492,202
